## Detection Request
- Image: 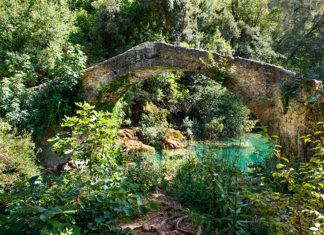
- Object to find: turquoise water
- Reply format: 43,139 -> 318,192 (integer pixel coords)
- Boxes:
151,133 -> 272,170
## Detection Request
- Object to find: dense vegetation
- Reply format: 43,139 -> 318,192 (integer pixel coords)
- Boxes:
0,0 -> 323,234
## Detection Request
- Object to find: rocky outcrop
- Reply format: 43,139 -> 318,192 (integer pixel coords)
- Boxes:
161,129 -> 185,150
117,128 -> 155,154
81,42 -> 323,161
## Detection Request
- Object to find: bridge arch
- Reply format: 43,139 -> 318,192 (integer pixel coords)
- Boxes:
82,42 -> 322,160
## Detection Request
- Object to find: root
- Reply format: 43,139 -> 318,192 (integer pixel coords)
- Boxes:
155,215 -> 182,235
176,216 -> 194,234
196,224 -> 203,235
143,213 -> 164,231
123,188 -> 198,234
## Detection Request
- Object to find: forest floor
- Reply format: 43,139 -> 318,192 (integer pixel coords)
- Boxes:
121,188 -> 201,235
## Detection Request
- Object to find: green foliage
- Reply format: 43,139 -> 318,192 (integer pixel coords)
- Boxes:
182,78 -> 255,139
0,75 -> 37,128
204,117 -> 224,139
122,71 -> 255,142
201,52 -> 236,85
246,123 -> 324,234
90,0 -> 191,57
0,120 -> 39,191
49,102 -> 119,172
0,1 -> 323,233
271,0 -> 324,78
122,73 -> 187,112
0,44 -> 86,135
0,0 -> 75,86
168,148 -> 250,233
0,103 -> 159,234
190,0 -> 278,61
0,167 -> 152,234
180,116 -> 194,140
136,102 -> 170,148
0,0 -> 86,135
125,153 -> 162,191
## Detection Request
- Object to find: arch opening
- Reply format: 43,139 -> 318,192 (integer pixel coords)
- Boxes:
111,70 -> 269,170
81,42 -> 321,160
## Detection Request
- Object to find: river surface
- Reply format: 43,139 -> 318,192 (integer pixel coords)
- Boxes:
151,133 -> 272,170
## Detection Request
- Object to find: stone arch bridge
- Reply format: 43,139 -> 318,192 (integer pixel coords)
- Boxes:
82,42 -> 322,160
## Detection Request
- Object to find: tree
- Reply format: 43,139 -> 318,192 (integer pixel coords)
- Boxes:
272,0 -> 324,78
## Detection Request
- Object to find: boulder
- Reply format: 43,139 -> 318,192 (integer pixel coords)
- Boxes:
161,129 -> 185,150
117,128 -> 155,154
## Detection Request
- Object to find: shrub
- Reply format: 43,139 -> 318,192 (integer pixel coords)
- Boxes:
180,117 -> 194,140
125,153 -> 162,191
168,147 -> 250,234
246,123 -> 324,234
136,103 -> 170,148
0,103 -> 158,234
204,117 -> 224,139
0,120 -> 39,191
182,78 -> 255,139
0,0 -> 75,86
0,0 -> 86,135
49,102 -> 119,172
0,167 -> 154,234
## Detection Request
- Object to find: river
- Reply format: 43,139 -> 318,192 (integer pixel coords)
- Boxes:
151,133 -> 273,171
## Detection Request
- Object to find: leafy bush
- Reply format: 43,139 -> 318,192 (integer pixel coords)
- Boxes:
0,167 -> 154,234
0,75 -> 37,129
0,103 -> 159,234
0,44 -> 86,135
167,148 -> 250,234
30,45 -> 86,134
0,120 -> 39,191
0,0 -> 75,86
136,103 -> 170,148
125,153 -> 162,191
136,126 -> 161,147
246,123 -> 324,234
49,102 -> 119,172
183,78 -> 255,139
180,117 -> 194,140
204,117 -> 224,139
0,0 -> 86,135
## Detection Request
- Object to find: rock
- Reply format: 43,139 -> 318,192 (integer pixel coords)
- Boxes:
161,129 -> 185,150
309,79 -> 323,91
37,134 -> 70,172
117,128 -> 155,154
119,128 -> 136,140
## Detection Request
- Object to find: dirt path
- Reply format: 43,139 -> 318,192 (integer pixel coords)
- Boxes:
121,188 -> 203,235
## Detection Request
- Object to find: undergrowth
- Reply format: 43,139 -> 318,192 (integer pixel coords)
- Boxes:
0,120 -> 39,192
